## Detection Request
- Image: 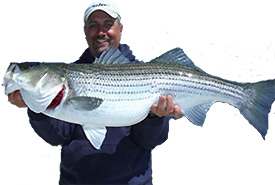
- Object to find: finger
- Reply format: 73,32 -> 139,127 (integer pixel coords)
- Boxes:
165,94 -> 174,114
15,91 -> 26,107
8,92 -> 15,104
156,96 -> 166,116
173,104 -> 182,118
150,103 -> 158,114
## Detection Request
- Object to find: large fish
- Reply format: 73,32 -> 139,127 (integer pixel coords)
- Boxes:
3,48 -> 275,149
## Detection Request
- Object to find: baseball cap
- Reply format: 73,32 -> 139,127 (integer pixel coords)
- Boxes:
84,0 -> 121,23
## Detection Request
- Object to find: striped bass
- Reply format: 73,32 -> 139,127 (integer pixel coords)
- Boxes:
3,48 -> 275,149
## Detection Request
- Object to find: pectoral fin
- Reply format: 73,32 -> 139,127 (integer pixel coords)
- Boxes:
82,125 -> 107,150
68,97 -> 103,111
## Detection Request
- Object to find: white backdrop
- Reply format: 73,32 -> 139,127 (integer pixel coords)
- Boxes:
0,0 -> 274,184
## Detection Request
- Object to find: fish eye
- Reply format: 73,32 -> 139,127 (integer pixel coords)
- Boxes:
18,62 -> 40,71
27,62 -> 40,68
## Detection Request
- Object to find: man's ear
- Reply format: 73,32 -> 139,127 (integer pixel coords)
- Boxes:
119,24 -> 123,34
84,26 -> 87,35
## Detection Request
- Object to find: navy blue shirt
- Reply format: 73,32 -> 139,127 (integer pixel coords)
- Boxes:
28,44 -> 170,185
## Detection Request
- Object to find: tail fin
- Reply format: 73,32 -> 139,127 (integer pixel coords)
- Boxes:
240,79 -> 275,139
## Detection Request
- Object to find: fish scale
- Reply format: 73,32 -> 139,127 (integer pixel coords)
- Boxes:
3,47 -> 275,149
63,62 -> 246,112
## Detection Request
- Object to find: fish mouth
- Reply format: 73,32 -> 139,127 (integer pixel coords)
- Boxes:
46,85 -> 66,109
3,64 -> 21,94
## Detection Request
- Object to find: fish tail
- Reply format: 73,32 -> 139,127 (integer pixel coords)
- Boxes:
240,79 -> 275,139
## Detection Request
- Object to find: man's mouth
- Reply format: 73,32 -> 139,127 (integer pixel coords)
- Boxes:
97,39 -> 108,44
91,37 -> 111,56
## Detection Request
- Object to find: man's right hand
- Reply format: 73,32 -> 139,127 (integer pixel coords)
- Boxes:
8,90 -> 27,108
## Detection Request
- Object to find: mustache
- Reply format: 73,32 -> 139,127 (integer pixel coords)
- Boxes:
95,35 -> 110,40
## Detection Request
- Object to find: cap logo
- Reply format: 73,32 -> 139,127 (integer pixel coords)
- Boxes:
84,1 -> 120,22
92,3 -> 110,8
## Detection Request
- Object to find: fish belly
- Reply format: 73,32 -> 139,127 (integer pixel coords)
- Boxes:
44,87 -> 160,127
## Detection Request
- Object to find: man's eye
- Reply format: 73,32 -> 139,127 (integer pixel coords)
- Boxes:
105,24 -> 112,28
105,21 -> 114,28
89,24 -> 98,28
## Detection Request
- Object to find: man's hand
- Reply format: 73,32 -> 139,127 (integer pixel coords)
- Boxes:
150,95 -> 181,118
8,90 -> 27,108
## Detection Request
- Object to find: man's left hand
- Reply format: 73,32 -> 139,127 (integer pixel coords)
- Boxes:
150,95 -> 181,118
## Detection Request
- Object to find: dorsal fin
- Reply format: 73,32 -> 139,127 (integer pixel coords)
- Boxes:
150,48 -> 206,73
94,47 -> 132,65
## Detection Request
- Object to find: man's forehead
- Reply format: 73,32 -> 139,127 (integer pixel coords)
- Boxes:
88,10 -> 116,21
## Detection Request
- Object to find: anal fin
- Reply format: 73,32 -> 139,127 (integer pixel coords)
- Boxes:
183,103 -> 213,126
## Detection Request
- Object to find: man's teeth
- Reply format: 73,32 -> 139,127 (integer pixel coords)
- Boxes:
98,40 -> 106,43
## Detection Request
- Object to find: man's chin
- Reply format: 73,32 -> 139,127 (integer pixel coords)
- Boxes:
93,46 -> 110,57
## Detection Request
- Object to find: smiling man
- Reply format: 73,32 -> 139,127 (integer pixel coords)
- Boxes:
8,0 -> 181,184
84,9 -> 122,57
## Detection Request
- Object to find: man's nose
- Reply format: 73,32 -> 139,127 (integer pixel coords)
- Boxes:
97,25 -> 107,35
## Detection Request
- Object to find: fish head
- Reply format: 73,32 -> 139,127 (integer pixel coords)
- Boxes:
3,62 -> 68,113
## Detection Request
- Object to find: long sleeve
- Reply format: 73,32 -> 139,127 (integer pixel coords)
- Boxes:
130,115 -> 170,150
28,109 -> 75,146
23,45 -> 170,184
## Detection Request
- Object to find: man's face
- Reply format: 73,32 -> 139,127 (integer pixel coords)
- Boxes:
84,11 -> 123,58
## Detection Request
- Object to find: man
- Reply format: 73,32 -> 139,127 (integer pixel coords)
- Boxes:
8,1 -> 181,184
